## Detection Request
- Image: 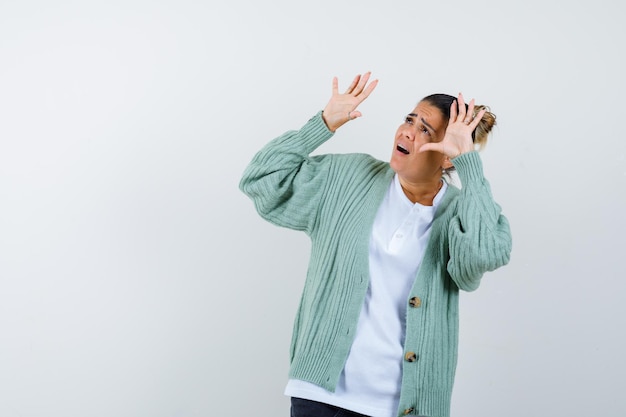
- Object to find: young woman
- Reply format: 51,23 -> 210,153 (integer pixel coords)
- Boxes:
240,72 -> 512,417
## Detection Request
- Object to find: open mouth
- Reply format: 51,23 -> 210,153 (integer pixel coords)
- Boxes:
397,144 -> 409,155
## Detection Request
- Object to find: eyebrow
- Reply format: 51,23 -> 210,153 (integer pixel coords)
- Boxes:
407,113 -> 435,133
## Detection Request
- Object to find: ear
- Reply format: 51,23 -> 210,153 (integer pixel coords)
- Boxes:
442,156 -> 454,170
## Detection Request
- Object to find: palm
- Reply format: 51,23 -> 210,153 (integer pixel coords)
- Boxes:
322,72 -> 378,132
420,93 -> 486,158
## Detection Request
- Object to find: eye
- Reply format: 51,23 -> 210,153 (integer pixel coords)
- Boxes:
404,116 -> 413,124
420,126 -> 430,135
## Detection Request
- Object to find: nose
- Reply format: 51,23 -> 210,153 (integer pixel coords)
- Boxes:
399,124 -> 415,142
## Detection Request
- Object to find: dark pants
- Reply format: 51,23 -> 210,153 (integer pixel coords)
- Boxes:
290,398 -> 370,417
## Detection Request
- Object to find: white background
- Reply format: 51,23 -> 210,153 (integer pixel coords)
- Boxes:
1,1 -> 624,416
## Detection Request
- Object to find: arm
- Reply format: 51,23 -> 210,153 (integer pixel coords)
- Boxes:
446,152 -> 512,291
239,73 -> 378,233
420,93 -> 512,291
238,112 -> 334,232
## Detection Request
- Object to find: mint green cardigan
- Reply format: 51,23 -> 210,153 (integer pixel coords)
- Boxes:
239,112 -> 512,417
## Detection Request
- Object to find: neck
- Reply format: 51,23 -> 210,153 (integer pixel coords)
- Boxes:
399,177 -> 443,205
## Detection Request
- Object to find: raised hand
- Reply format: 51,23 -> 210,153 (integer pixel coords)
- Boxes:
419,93 -> 486,158
321,72 -> 378,132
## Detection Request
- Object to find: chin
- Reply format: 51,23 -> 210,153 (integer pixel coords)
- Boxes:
389,156 -> 404,174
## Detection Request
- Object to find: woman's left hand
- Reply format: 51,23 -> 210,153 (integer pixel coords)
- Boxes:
419,93 -> 486,159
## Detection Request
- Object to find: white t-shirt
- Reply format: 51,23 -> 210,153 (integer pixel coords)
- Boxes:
285,175 -> 447,417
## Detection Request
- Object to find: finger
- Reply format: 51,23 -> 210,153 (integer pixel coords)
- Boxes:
457,93 -> 466,121
349,110 -> 363,120
332,77 -> 339,95
465,99 -> 475,123
418,142 -> 445,154
450,99 -> 458,123
352,71 -> 371,96
469,107 -> 486,130
467,98 -> 475,115
358,78 -> 379,101
345,74 -> 361,94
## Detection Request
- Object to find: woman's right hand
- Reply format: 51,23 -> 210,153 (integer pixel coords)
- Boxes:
321,72 -> 378,132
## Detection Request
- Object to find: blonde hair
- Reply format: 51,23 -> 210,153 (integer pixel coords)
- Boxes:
472,105 -> 497,149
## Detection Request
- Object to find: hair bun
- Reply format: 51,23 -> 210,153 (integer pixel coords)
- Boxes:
473,105 -> 496,149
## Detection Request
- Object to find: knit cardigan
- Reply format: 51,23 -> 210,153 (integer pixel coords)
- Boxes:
239,111 -> 512,417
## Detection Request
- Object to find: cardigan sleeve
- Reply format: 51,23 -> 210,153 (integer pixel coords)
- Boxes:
446,151 -> 512,291
239,111 -> 335,234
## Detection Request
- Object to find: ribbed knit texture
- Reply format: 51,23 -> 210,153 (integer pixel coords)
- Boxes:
239,111 -> 512,417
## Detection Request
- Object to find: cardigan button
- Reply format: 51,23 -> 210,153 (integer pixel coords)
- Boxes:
409,296 -> 421,308
404,352 -> 417,362
403,407 -> 415,415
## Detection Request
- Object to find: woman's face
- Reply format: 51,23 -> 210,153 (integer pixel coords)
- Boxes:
389,101 -> 449,182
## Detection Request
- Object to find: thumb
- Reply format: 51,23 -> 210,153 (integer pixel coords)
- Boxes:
350,110 -> 363,120
418,143 -> 444,154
